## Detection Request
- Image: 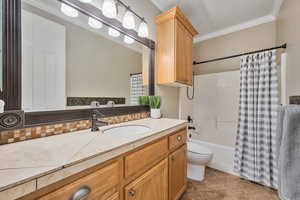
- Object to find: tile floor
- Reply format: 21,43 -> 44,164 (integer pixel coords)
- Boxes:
181,168 -> 279,200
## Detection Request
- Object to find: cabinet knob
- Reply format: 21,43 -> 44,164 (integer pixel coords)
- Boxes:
177,135 -> 182,141
128,189 -> 136,196
69,186 -> 91,200
171,156 -> 176,161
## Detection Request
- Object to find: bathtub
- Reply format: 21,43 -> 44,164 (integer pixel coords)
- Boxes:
188,139 -> 237,176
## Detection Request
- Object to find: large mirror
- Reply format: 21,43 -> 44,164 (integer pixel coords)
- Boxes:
21,0 -> 151,112
0,0 -> 3,93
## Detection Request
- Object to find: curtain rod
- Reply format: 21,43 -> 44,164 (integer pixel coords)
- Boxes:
193,43 -> 287,65
130,72 -> 142,76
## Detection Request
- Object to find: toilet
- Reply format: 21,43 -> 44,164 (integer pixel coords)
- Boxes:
187,141 -> 213,181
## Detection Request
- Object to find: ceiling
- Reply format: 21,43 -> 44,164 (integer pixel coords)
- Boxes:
150,0 -> 283,42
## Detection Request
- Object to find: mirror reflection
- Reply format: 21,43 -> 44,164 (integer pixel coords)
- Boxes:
0,0 -> 3,92
21,0 -> 149,112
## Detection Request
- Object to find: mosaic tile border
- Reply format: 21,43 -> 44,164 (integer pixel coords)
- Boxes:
0,112 -> 149,145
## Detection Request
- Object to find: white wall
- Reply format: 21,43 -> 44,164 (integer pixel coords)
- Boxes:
183,71 -> 240,174
276,0 -> 300,103
191,71 -> 240,147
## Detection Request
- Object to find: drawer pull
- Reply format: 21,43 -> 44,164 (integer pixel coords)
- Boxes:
177,135 -> 182,141
69,186 -> 91,200
128,189 -> 136,196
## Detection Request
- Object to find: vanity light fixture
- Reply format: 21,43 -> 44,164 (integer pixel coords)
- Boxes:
88,17 -> 103,29
122,8 -> 135,30
102,0 -> 117,19
78,0 -> 93,3
138,20 -> 149,38
108,27 -> 120,37
61,3 -> 78,18
124,35 -> 134,44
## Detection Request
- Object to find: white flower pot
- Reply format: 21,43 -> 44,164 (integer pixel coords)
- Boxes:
151,108 -> 161,119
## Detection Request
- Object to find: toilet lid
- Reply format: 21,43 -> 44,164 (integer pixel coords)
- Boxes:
187,142 -> 212,155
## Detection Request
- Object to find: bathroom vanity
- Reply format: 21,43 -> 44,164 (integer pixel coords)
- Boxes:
0,118 -> 187,200
0,1 -> 189,199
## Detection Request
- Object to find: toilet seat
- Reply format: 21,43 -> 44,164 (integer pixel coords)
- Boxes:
187,142 -> 212,155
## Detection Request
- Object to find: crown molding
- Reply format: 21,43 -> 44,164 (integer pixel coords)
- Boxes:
194,14 -> 276,43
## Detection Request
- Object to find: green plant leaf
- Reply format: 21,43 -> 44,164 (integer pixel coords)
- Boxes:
149,96 -> 161,109
138,96 -> 150,105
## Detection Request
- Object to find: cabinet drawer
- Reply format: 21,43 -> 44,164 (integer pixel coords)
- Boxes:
39,161 -> 121,200
169,129 -> 187,151
125,138 -> 168,178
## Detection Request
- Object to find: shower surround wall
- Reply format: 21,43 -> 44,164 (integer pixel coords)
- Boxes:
180,71 -> 240,174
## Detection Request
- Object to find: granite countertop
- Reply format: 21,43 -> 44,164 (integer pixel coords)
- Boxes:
0,118 -> 186,199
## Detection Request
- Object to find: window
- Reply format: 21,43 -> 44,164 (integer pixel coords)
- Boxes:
130,73 -> 145,105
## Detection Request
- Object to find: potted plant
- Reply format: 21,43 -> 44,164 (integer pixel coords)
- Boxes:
149,96 -> 161,119
138,96 -> 149,106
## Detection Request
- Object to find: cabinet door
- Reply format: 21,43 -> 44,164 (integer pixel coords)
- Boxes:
125,159 -> 168,200
175,20 -> 188,85
104,193 -> 119,200
185,30 -> 193,86
169,145 -> 187,200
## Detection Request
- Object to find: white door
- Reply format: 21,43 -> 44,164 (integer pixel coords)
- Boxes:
22,10 -> 66,111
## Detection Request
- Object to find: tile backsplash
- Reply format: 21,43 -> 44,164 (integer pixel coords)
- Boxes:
0,112 -> 149,145
67,97 -> 125,106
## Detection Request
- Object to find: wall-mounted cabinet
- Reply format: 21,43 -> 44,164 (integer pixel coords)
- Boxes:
155,7 -> 198,87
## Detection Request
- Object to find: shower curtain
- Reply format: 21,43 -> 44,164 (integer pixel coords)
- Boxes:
234,50 -> 279,188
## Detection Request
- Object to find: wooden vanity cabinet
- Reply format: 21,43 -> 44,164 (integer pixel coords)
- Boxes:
155,7 -> 198,86
169,145 -> 187,200
37,161 -> 121,200
21,128 -> 187,200
124,138 -> 169,178
125,159 -> 168,200
169,129 -> 187,151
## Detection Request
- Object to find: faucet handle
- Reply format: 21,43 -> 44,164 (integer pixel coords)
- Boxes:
91,101 -> 100,108
92,109 -> 105,117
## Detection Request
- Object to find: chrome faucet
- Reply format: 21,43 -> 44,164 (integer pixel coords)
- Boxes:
91,109 -> 109,132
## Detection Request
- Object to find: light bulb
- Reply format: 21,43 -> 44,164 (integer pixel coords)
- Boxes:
102,0 -> 117,19
122,10 -> 135,29
124,35 -> 134,44
61,3 -> 78,18
88,17 -> 103,29
108,27 -> 120,37
138,21 -> 149,38
78,0 -> 92,3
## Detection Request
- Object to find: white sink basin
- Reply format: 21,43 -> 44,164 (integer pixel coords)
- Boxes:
103,125 -> 150,137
